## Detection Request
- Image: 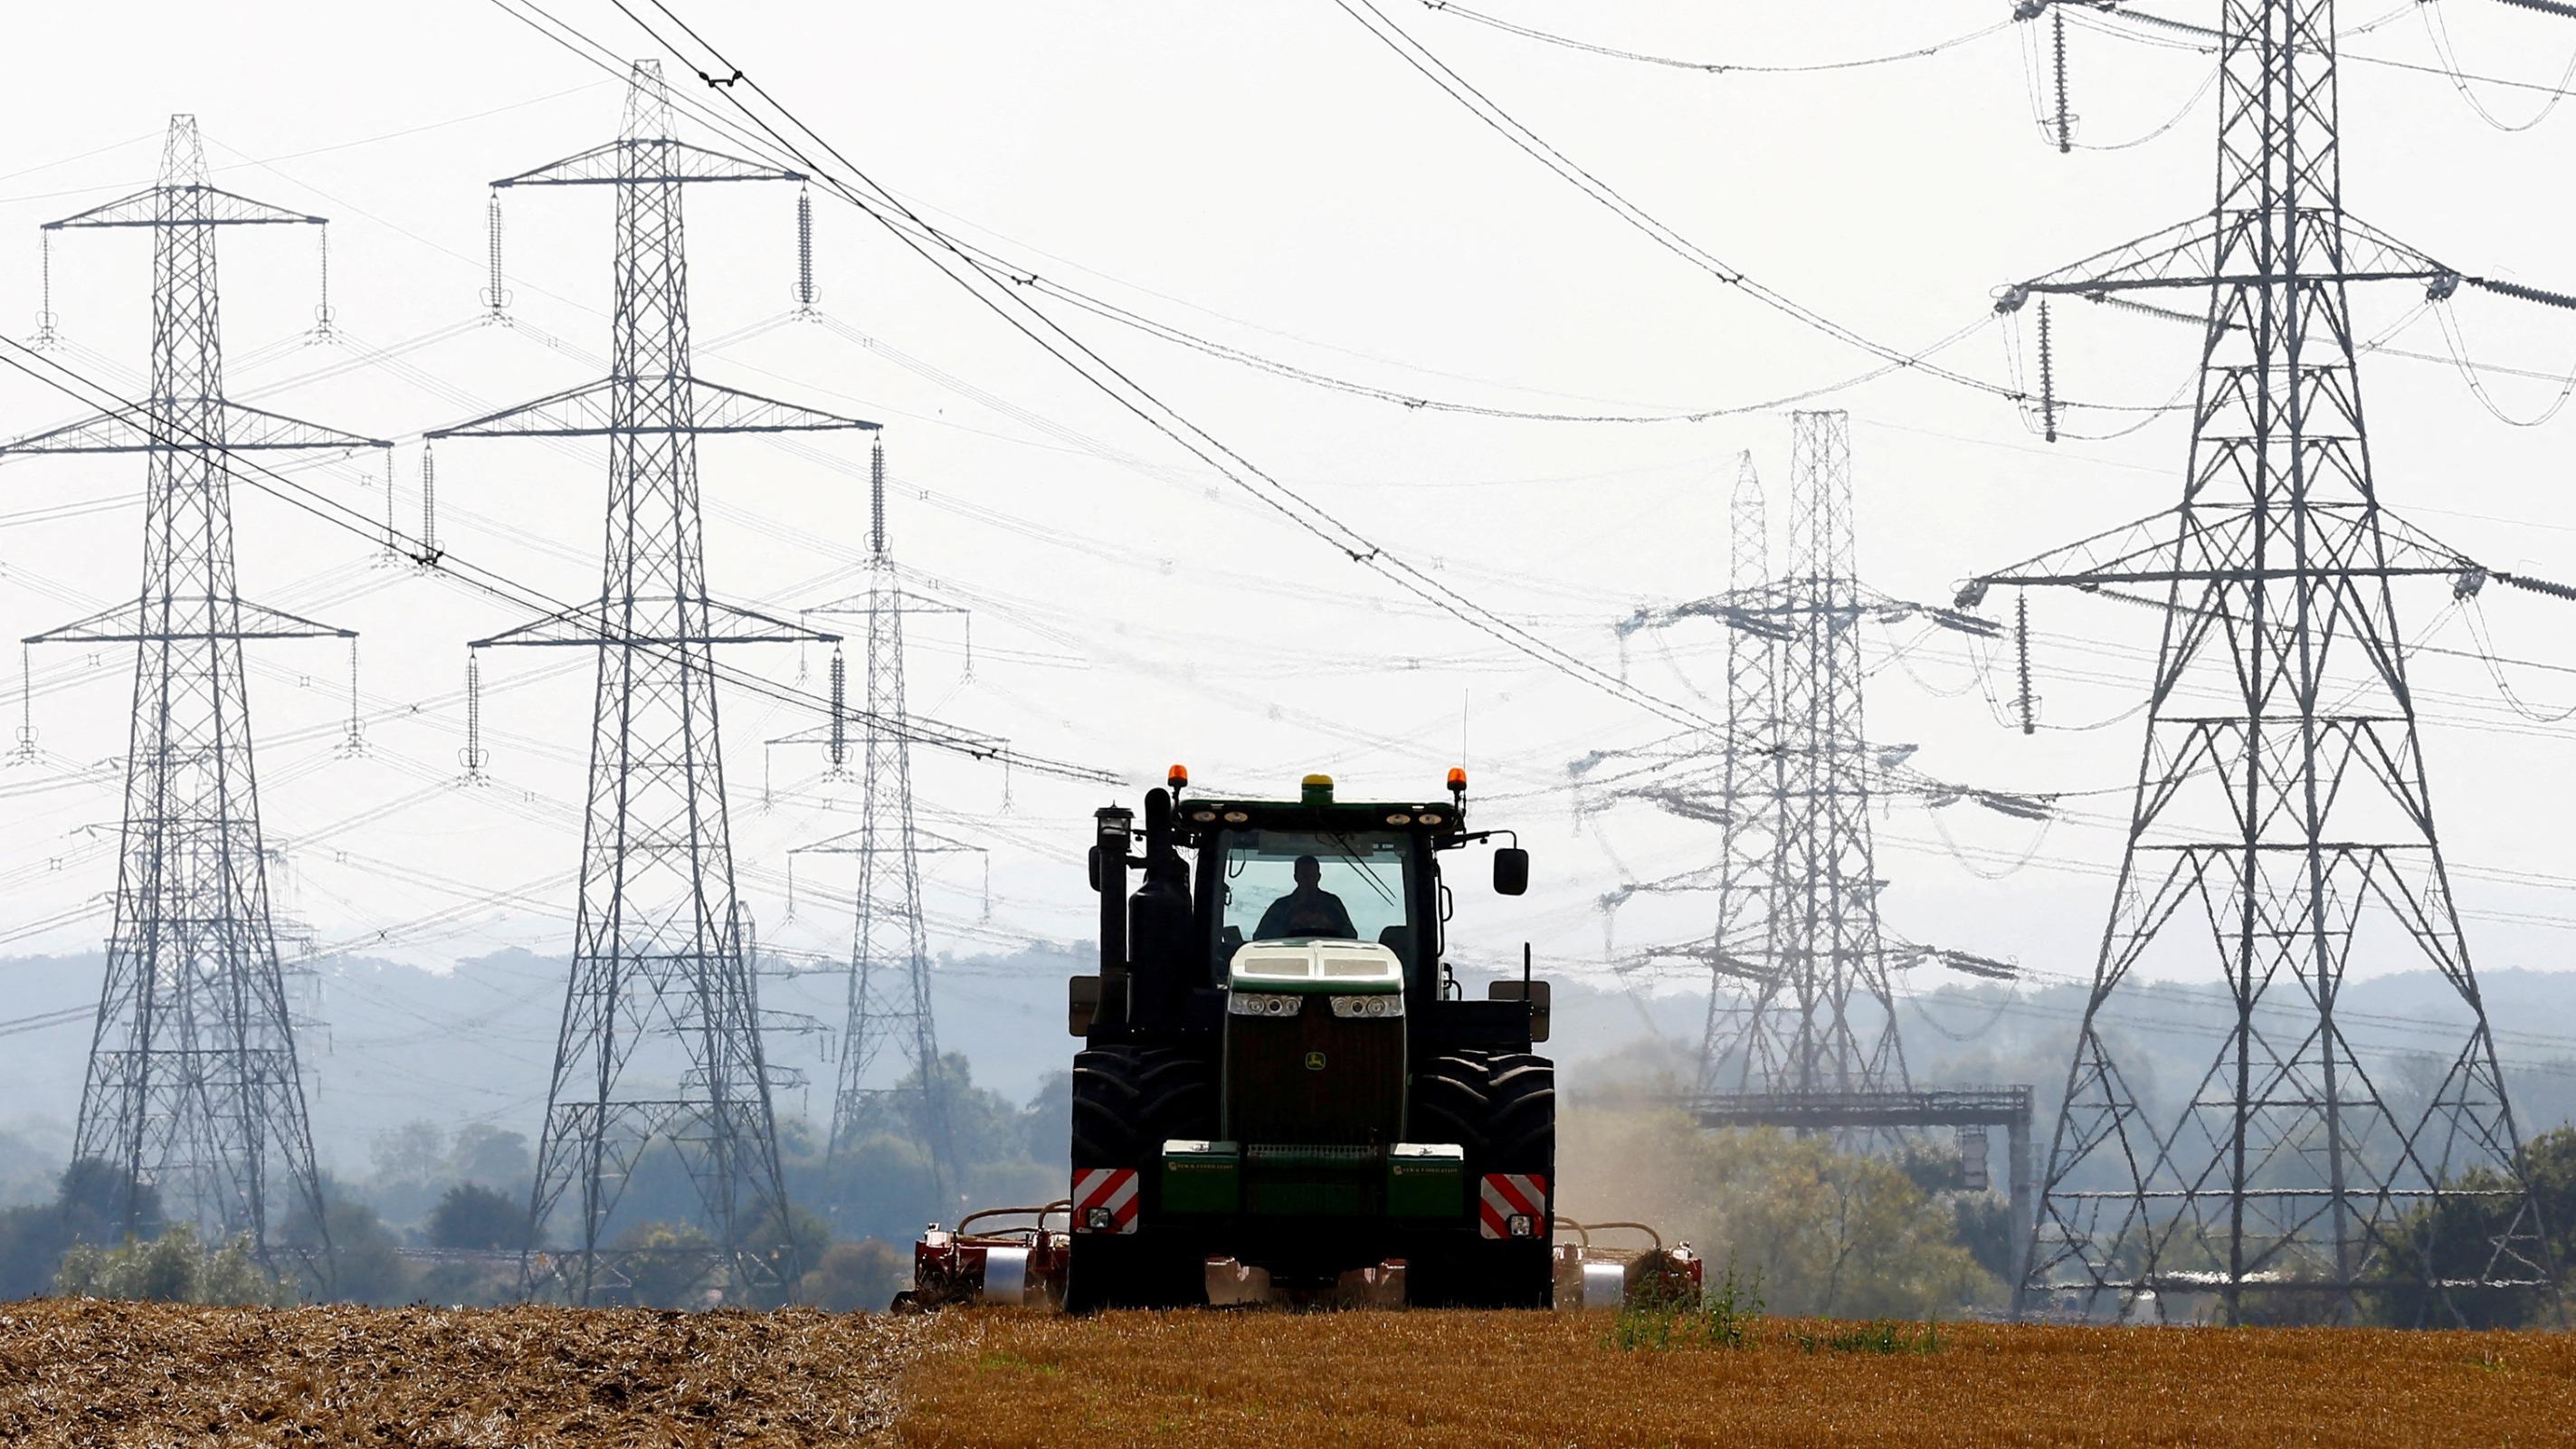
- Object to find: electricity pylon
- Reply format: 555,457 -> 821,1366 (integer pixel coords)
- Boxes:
1,115 -> 387,1258
1695,453 -> 1784,1095
1608,414 -> 2009,1101
1734,414 -> 1907,1097
791,438 -> 981,1205
1982,0 -> 2562,1325
428,62 -> 875,1304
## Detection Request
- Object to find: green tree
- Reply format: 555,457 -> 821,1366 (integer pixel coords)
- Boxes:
604,1221 -> 718,1308
52,1224 -> 284,1306
370,1120 -> 448,1187
443,1125 -> 533,1189
2370,1125 -> 2576,1328
54,1157 -> 161,1244
0,1203 -> 69,1298
797,1239 -> 907,1311
1558,1108 -> 1995,1319
734,1203 -> 834,1307
286,1188 -> 414,1305
427,1183 -> 527,1252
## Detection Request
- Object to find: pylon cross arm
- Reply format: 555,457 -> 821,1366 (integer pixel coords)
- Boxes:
1958,503 -> 2507,608
471,596 -> 842,650
0,398 -> 391,459
492,138 -> 803,189
26,597 -> 354,646
427,377 -> 878,439
769,716 -> 1005,751
47,184 -> 322,231
1993,212 -> 2460,313
792,828 -> 988,859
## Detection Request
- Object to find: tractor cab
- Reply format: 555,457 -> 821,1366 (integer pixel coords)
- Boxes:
1073,769 -> 1535,1042
1187,775 -> 1468,996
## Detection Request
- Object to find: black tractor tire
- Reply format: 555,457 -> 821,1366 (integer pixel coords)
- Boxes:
1065,1044 -> 1216,1312
1069,1044 -> 1217,1170
1409,1049 -> 1556,1309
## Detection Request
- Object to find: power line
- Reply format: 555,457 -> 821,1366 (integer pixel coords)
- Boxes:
1330,0 -> 2157,412
0,337 -> 1116,785
1421,3 -> 2015,76
482,0 -> 1726,735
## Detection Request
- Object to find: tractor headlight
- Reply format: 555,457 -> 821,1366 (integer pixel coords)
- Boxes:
1329,994 -> 1402,1019
1227,992 -> 1304,1017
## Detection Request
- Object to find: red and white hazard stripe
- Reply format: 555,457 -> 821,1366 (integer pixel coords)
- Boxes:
1072,1167 -> 1141,1234
1478,1173 -> 1549,1240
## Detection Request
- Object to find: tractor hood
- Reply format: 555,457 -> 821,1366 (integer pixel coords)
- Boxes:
1228,939 -> 1405,996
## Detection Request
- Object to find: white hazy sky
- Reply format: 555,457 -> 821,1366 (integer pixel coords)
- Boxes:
3,0 -> 2575,1025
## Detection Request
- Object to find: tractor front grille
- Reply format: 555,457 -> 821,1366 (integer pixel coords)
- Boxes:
1223,1006 -> 1403,1146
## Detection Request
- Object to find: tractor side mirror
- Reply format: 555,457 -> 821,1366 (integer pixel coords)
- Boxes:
1068,974 -> 1105,1036
1493,847 -> 1530,897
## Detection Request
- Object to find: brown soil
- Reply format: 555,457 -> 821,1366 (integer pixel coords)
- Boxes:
0,1299 -> 926,1447
892,1308 -> 2576,1448
10,1298 -> 2571,1446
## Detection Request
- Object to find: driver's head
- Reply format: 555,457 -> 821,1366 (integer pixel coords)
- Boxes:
1293,854 -> 1321,887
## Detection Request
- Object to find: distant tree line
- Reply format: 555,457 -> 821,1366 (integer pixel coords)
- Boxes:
0,1053 -> 1064,1311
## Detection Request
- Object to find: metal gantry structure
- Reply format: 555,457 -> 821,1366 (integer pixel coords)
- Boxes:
1,115 -> 388,1260
426,62 -> 878,1303
792,438 -> 980,1202
1983,0 -> 2562,1325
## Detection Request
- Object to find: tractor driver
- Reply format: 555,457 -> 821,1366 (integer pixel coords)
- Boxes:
1256,854 -> 1357,940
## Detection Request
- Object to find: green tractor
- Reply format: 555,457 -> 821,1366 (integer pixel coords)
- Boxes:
1061,767 -> 1557,1309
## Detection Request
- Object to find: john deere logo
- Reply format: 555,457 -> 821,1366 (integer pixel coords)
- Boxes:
1303,1051 -> 1327,1072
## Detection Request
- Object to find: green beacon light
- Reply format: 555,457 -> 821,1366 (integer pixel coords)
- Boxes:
1300,773 -> 1335,806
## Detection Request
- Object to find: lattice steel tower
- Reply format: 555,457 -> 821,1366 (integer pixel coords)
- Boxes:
2,116 -> 386,1254
1984,0 -> 2557,1323
428,62 -> 875,1302
1735,414 -> 1907,1097
1693,453 -> 1783,1095
1614,415 -> 1918,1099
794,439 -> 975,1199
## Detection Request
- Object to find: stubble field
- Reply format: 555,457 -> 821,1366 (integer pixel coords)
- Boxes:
3,1298 -> 2571,1446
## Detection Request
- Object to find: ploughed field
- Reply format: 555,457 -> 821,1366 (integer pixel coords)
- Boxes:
5,1299 -> 2573,1447
0,1300 -> 925,1447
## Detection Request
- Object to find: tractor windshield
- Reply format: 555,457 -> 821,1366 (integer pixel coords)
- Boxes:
1218,829 -> 1416,966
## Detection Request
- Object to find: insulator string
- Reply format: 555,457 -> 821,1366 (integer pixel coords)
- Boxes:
33,232 -> 58,349
869,435 -> 888,560
12,643 -> 35,763
2015,591 -> 2038,736
309,225 -> 336,342
2051,12 -> 2074,154
2037,299 -> 2060,443
461,653 -> 489,781
340,637 -> 365,756
829,645 -> 848,769
795,185 -> 817,312
480,193 -> 510,319
381,449 -> 400,562
418,443 -> 439,562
